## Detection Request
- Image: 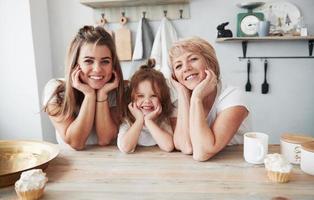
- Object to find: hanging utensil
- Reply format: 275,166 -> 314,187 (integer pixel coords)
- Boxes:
261,59 -> 269,94
245,59 -> 251,92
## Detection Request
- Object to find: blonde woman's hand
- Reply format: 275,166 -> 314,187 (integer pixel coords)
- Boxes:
97,71 -> 119,100
170,75 -> 191,97
128,102 -> 144,122
71,66 -> 95,96
191,69 -> 217,100
144,104 -> 162,122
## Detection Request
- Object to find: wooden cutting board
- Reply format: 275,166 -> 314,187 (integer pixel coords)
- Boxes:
115,27 -> 132,61
115,16 -> 132,61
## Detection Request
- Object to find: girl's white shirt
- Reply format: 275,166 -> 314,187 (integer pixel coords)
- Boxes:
117,119 -> 173,152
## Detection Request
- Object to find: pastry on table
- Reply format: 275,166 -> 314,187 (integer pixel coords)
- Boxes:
264,153 -> 292,183
15,169 -> 48,200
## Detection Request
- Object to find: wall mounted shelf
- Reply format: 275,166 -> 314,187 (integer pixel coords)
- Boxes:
80,0 -> 190,8
216,36 -> 314,59
80,0 -> 190,22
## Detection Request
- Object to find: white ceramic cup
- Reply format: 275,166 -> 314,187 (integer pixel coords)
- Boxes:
300,142 -> 314,175
301,149 -> 314,175
244,132 -> 269,164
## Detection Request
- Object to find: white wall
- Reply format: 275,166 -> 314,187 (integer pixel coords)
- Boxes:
29,0 -> 55,142
0,0 -> 43,140
0,0 -> 55,142
46,0 -> 314,143
1,0 -> 313,143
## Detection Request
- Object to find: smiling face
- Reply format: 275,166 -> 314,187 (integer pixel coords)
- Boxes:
172,51 -> 208,90
133,80 -> 160,116
77,43 -> 113,89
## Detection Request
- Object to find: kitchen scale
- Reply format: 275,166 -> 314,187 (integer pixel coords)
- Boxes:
237,2 -> 265,37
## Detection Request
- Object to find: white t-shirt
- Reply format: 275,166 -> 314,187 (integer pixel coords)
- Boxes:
43,78 -> 116,148
117,119 -> 173,152
172,82 -> 251,145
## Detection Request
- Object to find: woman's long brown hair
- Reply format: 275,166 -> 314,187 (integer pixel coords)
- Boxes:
44,26 -> 125,123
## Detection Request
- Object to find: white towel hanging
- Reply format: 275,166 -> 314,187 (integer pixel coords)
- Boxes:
151,17 -> 178,79
132,18 -> 143,60
133,17 -> 154,61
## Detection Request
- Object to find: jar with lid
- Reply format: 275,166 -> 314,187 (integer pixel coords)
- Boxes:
280,133 -> 314,164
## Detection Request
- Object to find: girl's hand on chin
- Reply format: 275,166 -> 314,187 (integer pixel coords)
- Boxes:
144,104 -> 162,121
192,69 -> 217,100
71,66 -> 95,96
128,102 -> 144,121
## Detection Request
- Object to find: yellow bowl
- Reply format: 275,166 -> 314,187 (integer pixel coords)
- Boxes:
0,140 -> 59,187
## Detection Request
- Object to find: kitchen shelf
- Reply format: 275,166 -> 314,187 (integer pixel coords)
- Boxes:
216,36 -> 314,42
216,36 -> 314,59
80,0 -> 190,8
80,0 -> 190,22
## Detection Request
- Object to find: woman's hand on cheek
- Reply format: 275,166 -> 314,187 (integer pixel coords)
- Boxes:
71,66 -> 95,96
97,71 -> 119,98
144,104 -> 162,122
128,102 -> 144,121
192,69 -> 217,100
170,75 -> 190,96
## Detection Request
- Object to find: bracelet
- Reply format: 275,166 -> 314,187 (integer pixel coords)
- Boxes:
96,98 -> 108,103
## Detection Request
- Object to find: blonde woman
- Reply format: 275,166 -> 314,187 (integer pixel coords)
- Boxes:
169,37 -> 250,161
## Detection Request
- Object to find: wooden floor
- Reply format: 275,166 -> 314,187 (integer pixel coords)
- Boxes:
1,145 -> 314,200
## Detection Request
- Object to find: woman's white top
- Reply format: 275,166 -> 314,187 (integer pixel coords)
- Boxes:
172,82 -> 251,145
43,79 -> 116,148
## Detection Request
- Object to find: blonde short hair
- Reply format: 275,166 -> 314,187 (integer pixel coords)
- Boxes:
169,37 -> 220,79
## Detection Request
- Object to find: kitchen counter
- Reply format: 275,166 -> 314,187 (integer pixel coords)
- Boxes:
1,145 -> 314,200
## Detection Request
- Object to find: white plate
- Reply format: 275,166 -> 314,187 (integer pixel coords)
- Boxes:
0,140 -> 59,187
254,1 -> 301,33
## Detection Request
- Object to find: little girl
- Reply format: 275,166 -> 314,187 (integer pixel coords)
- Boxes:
117,59 -> 174,153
